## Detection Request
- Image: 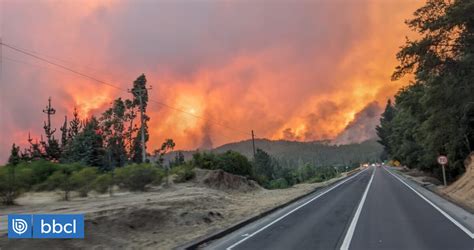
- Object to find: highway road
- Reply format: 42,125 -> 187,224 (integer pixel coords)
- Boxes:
204,167 -> 474,250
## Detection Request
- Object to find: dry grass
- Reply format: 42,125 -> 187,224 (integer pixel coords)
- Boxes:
0,169 -> 348,250
438,153 -> 474,212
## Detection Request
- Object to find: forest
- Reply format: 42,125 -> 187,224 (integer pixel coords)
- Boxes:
376,0 -> 474,182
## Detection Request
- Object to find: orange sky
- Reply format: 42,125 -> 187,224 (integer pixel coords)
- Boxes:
0,0 -> 422,162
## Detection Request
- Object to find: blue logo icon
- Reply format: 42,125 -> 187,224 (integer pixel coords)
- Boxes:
8,214 -> 33,238
8,214 -> 84,239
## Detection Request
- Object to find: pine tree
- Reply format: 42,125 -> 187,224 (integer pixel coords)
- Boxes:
27,132 -> 44,160
60,115 -> 68,149
8,144 -> 21,166
41,97 -> 61,161
68,107 -> 81,142
65,116 -> 105,167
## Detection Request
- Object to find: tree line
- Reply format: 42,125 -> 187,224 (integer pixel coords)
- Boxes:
376,0 -> 474,182
2,72 -> 353,205
8,74 -> 160,169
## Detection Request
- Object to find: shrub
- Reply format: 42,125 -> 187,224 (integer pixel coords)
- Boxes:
71,167 -> 98,197
216,151 -> 253,176
192,151 -> 218,170
93,173 -> 113,194
171,165 -> 195,183
114,164 -> 158,191
45,165 -> 79,200
0,165 -> 31,205
19,160 -> 59,188
192,151 -> 253,177
267,178 -> 289,189
153,168 -> 165,185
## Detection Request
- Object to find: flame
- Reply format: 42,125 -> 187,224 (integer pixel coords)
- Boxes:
0,0 -> 424,162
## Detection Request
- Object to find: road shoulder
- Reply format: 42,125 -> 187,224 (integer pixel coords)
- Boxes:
385,167 -> 474,235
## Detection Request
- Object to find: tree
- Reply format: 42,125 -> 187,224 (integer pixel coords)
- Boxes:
253,148 -> 274,182
68,107 -> 82,141
390,0 -> 474,181
41,97 -> 61,161
62,117 -> 105,168
60,115 -> 68,150
130,74 -> 150,163
8,143 -> 21,166
0,165 -> 30,205
376,100 -> 395,160
153,139 -> 176,185
154,139 -> 176,166
101,98 -> 128,170
124,99 -> 138,159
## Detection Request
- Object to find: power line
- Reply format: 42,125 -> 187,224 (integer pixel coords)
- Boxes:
0,41 -> 252,137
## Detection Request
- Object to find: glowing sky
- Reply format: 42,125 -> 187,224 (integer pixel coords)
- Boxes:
0,0 -> 421,162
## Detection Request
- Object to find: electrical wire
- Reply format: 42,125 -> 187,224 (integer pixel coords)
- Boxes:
0,41 -> 252,138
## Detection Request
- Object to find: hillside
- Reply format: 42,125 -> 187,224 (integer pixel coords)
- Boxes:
164,139 -> 382,168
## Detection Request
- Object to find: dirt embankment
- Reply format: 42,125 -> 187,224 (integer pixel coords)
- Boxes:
439,153 -> 474,211
400,153 -> 474,212
0,169 -> 347,250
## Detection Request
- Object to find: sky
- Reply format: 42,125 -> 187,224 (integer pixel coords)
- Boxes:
0,0 -> 421,163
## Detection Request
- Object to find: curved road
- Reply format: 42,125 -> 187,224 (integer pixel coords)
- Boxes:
204,167 -> 473,250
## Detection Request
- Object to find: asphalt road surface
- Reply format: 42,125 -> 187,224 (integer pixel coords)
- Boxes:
204,167 -> 474,250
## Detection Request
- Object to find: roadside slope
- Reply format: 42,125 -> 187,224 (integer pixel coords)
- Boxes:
439,153 -> 474,211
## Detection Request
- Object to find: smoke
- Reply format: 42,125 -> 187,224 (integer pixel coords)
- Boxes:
199,121 -> 213,150
0,0 -> 421,162
332,102 -> 383,145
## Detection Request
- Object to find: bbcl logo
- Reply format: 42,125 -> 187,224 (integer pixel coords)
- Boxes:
8,214 -> 84,239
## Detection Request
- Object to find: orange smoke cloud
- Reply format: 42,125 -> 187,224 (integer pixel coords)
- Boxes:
0,0 -> 422,162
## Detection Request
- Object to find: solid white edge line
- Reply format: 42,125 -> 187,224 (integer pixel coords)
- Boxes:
339,167 -> 375,250
226,168 -> 370,250
383,167 -> 474,239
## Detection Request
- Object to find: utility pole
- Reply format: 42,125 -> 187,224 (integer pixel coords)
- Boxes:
251,130 -> 256,158
42,97 -> 56,141
129,86 -> 152,163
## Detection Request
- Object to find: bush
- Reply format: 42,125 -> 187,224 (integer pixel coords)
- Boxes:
0,165 -> 31,205
45,164 -> 80,200
16,160 -> 59,189
267,178 -> 289,189
114,164 -> 159,191
171,165 -> 195,183
216,151 -> 253,176
192,151 -> 218,170
71,167 -> 98,197
93,173 -> 113,194
193,151 -> 253,177
46,171 -> 73,200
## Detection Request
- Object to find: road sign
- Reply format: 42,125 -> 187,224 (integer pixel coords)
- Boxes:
437,155 -> 448,165
437,155 -> 448,186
